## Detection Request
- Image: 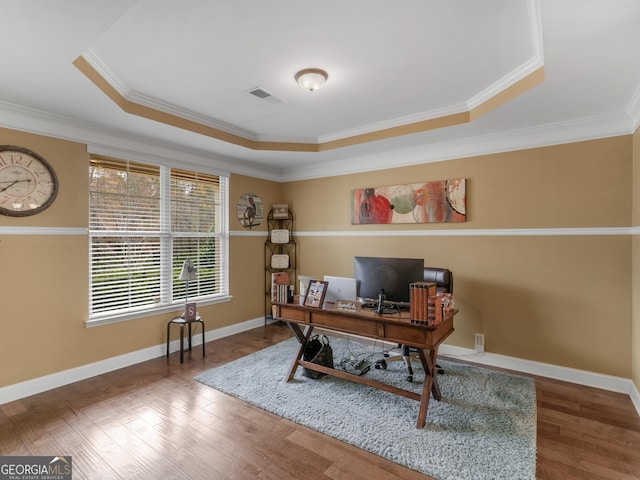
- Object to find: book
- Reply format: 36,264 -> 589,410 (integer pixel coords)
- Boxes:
409,282 -> 437,324
271,272 -> 289,302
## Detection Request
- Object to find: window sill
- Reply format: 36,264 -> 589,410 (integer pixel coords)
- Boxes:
85,295 -> 232,328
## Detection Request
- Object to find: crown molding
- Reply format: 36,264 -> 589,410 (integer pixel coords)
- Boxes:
281,111 -> 634,181
467,0 -> 544,111
626,82 -> 640,132
74,0 -> 546,155
0,99 -> 282,181
80,48 -> 130,97
316,104 -> 469,144
0,96 -> 633,184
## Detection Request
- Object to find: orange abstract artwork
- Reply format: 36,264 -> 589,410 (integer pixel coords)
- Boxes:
351,179 -> 466,224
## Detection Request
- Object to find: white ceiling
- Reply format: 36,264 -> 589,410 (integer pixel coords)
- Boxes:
1,0 -> 639,181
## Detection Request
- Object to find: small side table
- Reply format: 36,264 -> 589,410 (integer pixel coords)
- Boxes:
166,315 -> 205,363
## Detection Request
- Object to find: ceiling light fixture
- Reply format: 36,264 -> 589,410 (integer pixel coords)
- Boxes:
295,68 -> 328,92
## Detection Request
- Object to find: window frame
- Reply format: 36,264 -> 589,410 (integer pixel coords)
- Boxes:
87,156 -> 230,328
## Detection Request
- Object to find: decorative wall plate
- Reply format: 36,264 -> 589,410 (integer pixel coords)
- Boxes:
271,229 -> 289,244
271,254 -> 289,269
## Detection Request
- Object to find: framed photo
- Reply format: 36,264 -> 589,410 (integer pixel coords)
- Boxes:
183,302 -> 197,321
304,280 -> 328,308
272,204 -> 289,219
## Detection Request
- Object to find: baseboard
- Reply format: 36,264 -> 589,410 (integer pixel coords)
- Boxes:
439,344 -> 640,417
2,319 -> 639,420
0,316 -> 267,405
631,381 -> 640,415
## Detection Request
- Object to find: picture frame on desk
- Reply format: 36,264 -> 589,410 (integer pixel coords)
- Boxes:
303,280 -> 328,308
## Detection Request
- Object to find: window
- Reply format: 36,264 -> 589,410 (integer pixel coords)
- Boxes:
88,156 -> 228,322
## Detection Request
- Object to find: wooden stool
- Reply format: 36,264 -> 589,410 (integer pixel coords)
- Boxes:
166,316 -> 205,363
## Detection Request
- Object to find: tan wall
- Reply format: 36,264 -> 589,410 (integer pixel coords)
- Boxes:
0,128 -> 279,387
284,137 -> 633,377
633,127 -> 640,392
228,174 -> 285,322
0,126 -> 636,388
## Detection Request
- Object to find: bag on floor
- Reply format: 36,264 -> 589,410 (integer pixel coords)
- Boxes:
302,335 -> 334,379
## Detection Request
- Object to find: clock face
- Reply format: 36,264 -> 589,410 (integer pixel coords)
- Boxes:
0,146 -> 58,217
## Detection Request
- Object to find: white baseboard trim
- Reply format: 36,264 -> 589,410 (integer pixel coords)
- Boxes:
631,382 -> 640,415
1,319 -> 639,420
0,316 -> 266,406
439,344 -> 640,416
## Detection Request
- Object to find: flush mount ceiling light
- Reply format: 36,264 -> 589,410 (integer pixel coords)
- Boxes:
295,68 -> 328,92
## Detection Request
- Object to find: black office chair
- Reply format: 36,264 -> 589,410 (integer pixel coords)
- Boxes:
375,267 -> 453,382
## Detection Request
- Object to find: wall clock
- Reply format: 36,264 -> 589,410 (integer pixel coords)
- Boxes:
0,145 -> 58,217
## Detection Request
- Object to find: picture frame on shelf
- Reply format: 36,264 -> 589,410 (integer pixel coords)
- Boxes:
304,280 -> 328,308
272,204 -> 289,219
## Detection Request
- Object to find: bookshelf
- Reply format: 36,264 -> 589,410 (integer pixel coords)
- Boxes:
264,208 -> 296,322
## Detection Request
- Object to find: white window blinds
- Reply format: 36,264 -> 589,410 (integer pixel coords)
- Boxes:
89,156 -> 228,318
170,168 -> 224,301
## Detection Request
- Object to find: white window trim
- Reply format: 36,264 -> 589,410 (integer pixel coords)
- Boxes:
85,294 -> 232,328
86,158 -> 230,327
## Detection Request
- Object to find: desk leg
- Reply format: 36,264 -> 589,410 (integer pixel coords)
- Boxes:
285,324 -> 313,382
286,321 -> 308,344
427,347 -> 442,400
416,347 -> 441,428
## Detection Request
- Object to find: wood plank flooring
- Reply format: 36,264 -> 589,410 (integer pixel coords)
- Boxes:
1,322 -> 639,479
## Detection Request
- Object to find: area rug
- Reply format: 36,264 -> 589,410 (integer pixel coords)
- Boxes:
195,337 -> 536,480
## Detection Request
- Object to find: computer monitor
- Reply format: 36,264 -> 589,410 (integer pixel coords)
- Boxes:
353,256 -> 424,304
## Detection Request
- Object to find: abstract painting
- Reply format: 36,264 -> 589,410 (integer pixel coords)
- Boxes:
352,178 -> 466,224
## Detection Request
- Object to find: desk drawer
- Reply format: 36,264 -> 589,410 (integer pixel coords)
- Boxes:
312,311 -> 380,337
385,323 -> 428,346
385,317 -> 454,347
277,305 -> 308,322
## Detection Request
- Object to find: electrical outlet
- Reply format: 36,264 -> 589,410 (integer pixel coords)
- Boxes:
475,333 -> 485,354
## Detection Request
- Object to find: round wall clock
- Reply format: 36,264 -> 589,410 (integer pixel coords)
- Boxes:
0,145 -> 59,217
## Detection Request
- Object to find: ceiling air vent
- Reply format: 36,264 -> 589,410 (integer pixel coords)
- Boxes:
247,87 -> 287,105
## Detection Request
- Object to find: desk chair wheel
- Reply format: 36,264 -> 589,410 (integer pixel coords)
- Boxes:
406,364 -> 414,383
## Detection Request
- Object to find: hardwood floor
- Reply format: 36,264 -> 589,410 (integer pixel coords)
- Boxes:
1,322 -> 639,479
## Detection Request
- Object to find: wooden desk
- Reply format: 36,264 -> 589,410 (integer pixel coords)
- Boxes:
273,301 -> 456,428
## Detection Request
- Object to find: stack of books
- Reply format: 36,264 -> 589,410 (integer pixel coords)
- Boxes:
409,282 -> 437,325
271,272 -> 290,303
